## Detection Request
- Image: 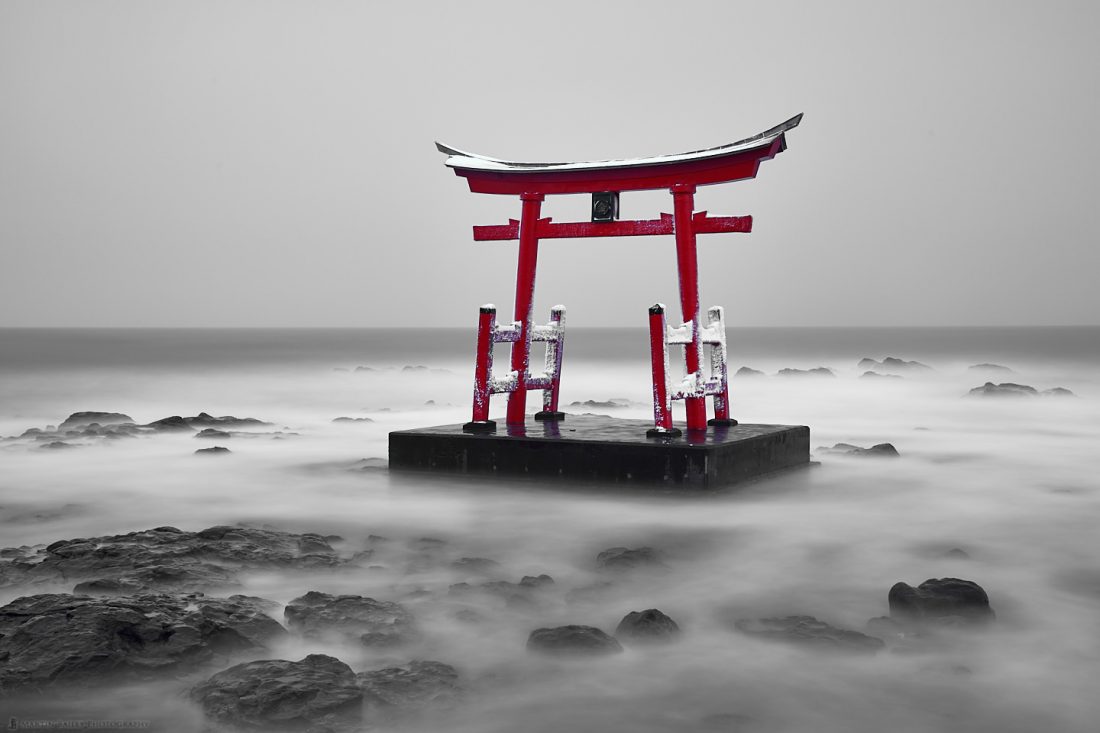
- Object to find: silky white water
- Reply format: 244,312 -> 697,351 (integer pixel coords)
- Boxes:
0,327 -> 1097,732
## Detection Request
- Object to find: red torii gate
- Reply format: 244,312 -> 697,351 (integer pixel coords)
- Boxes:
438,113 -> 801,436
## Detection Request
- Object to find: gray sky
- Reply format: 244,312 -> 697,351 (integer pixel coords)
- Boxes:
2,0 -> 1098,328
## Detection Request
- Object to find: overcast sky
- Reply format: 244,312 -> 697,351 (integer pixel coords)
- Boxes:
2,1 -> 1098,328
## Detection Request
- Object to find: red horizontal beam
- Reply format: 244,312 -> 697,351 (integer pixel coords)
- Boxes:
472,213 -> 752,241
454,138 -> 785,195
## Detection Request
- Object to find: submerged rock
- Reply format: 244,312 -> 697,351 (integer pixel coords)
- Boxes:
860,371 -> 902,380
1041,387 -> 1076,397
148,412 -> 271,431
358,660 -> 460,718
967,382 -> 1038,397
527,625 -> 623,656
818,442 -> 900,458
195,446 -> 231,455
596,546 -> 666,572
733,615 -> 884,654
284,591 -> 415,646
859,357 -> 932,373
450,557 -> 501,575
57,412 -> 134,431
888,578 -> 994,624
969,363 -> 1014,373
568,399 -> 633,409
191,654 -> 362,732
615,608 -> 681,643
0,592 -> 286,690
776,367 -> 835,378
734,366 -> 765,377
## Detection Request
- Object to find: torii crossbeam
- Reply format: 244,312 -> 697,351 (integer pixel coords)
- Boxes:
438,113 -> 802,435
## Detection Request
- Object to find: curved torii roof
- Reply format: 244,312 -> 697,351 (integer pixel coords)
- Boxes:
437,113 -> 802,196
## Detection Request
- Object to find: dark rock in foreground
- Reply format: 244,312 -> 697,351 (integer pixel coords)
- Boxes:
733,615 -> 884,654
967,382 -> 1038,398
596,546 -> 666,572
615,608 -> 681,643
358,660 -> 460,718
818,442 -> 900,458
284,591 -> 415,646
888,578 -> 994,624
195,446 -> 231,455
776,367 -> 835,378
527,625 -> 623,656
0,592 -> 286,690
191,654 -> 362,732
58,412 -> 134,431
0,524 -> 341,592
734,366 -> 765,377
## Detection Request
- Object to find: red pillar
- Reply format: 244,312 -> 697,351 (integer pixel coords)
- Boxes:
463,305 -> 496,432
671,183 -> 707,430
506,193 -> 544,425
646,303 -> 682,438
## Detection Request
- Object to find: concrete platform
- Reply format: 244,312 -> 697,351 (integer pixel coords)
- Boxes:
388,415 -> 810,490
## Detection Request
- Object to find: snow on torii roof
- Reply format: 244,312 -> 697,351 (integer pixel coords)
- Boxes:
436,113 -> 802,196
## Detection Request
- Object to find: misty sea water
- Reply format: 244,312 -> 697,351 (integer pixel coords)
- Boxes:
0,326 -> 1098,732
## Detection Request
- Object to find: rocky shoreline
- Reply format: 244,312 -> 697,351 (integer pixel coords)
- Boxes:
0,519 -> 998,731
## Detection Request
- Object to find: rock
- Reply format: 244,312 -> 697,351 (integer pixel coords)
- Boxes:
188,412 -> 271,428
195,428 -> 231,439
859,357 -> 932,372
615,608 -> 680,643
860,371 -> 902,380
333,416 -> 374,423
402,365 -> 431,372
147,415 -> 194,431
39,441 -> 76,450
944,548 -> 970,559
888,578 -> 994,624
358,660 -> 460,718
776,367 -> 835,377
1,525 -> 341,592
0,592 -> 286,690
567,399 -> 632,409
817,442 -> 899,458
450,557 -> 501,574
1041,387 -> 1076,397
191,654 -> 362,731
57,412 -> 133,431
148,413 -> 270,431
968,363 -> 1014,373
284,591 -> 415,646
195,446 -> 231,455
519,574 -> 554,588
596,546 -> 666,572
734,366 -> 765,378
733,615 -> 884,654
967,382 -> 1038,397
526,625 -> 623,656
73,562 -> 238,595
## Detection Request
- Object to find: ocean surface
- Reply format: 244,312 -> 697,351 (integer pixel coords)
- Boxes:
1,326 -> 1098,732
